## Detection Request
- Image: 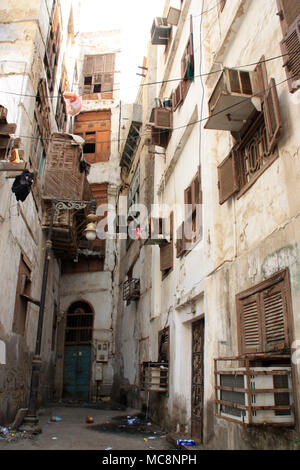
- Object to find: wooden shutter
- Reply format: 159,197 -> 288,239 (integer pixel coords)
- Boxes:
237,293 -> 262,354
172,82 -> 183,111
263,78 -> 282,153
217,150 -> 240,204
261,280 -> 289,351
277,0 -> 300,35
160,212 -> 174,273
236,269 -> 292,355
280,16 -> 300,93
151,127 -> 170,148
176,221 -> 186,258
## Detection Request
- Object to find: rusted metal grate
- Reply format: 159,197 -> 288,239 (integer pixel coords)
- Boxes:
214,355 -> 294,426
123,278 -> 140,301
140,362 -> 168,392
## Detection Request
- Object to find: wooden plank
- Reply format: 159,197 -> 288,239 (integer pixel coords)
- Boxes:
0,161 -> 26,171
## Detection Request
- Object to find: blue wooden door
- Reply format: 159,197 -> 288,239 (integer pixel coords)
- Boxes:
63,344 -> 91,401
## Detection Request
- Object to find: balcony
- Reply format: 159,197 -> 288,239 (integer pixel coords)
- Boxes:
41,132 -> 93,259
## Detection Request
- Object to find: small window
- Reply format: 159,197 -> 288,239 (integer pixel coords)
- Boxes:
160,212 -> 174,278
84,76 -> 92,85
93,84 -> 101,93
83,143 -> 96,154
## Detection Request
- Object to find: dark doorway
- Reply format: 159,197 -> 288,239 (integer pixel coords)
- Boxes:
63,301 -> 94,401
191,318 -> 204,442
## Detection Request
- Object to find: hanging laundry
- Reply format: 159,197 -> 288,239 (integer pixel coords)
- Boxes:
11,170 -> 34,202
9,148 -> 21,165
63,92 -> 83,116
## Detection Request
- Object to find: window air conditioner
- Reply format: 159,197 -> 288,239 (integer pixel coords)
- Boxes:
204,68 -> 261,132
151,17 -> 171,45
216,367 -> 294,425
141,362 -> 168,392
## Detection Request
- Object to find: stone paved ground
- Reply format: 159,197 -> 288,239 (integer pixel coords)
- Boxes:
0,403 -> 177,451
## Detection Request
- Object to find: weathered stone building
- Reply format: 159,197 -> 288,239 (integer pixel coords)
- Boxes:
114,0 -> 300,450
0,0 -> 82,423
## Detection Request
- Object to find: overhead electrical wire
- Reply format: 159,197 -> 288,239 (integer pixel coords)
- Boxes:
0,49 -> 297,101
11,74 -> 297,148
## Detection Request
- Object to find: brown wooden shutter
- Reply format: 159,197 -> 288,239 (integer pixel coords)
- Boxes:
280,17 -> 300,93
277,0 -> 300,35
261,280 -> 289,351
160,212 -> 174,273
217,149 -> 240,204
263,78 -> 282,153
172,82 -> 183,111
151,127 -> 170,148
237,293 -> 262,354
236,269 -> 292,355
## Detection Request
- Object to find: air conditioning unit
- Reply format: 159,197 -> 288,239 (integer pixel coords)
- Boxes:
204,67 -> 261,132
216,367 -> 294,425
166,7 -> 181,26
141,362 -> 168,392
151,17 -> 171,45
149,107 -> 173,129
96,341 -> 109,362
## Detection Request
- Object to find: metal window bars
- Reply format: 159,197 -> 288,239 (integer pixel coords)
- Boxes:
214,355 -> 294,426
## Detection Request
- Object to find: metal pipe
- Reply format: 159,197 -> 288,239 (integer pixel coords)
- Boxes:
23,200 -> 56,426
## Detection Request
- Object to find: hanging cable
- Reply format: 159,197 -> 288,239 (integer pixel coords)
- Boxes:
10,74 -> 296,148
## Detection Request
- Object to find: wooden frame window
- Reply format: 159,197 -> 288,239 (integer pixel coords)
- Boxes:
13,253 -> 32,335
74,110 -> 111,163
177,168 -> 202,257
217,62 -> 282,204
276,0 -> 300,93
82,54 -> 115,99
44,0 -> 61,94
160,212 -> 174,278
236,269 -> 293,355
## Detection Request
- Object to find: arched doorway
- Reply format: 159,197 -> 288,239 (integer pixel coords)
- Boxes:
63,301 -> 94,401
